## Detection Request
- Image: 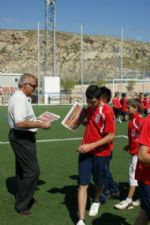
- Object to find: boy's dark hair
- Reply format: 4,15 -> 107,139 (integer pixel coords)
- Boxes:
144,93 -> 148,97
114,91 -> 120,97
127,98 -> 140,108
85,85 -> 100,100
139,92 -> 143,96
99,86 -> 111,103
121,92 -> 126,98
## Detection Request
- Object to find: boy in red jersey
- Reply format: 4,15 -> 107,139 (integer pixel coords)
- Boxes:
138,93 -> 144,114
143,93 -> 150,117
76,85 -> 115,225
112,92 -> 122,122
120,92 -> 128,122
134,115 -> 150,225
114,98 -> 144,210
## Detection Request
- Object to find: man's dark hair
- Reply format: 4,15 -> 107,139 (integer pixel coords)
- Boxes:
85,85 -> 100,100
99,86 -> 111,103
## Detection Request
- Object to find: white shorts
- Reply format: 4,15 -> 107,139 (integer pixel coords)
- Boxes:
129,155 -> 138,186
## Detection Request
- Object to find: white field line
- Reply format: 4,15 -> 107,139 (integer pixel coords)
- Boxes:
0,135 -> 128,145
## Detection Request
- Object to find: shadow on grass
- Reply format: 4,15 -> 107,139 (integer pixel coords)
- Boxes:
47,178 -> 133,224
47,175 -> 96,224
92,213 -> 131,225
117,182 -> 129,200
6,176 -> 45,197
48,184 -> 78,224
117,181 -> 139,201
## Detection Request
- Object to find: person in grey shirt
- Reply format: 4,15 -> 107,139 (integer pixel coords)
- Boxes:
8,73 -> 51,216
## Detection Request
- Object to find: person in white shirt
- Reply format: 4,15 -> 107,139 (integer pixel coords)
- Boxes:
8,73 -> 51,216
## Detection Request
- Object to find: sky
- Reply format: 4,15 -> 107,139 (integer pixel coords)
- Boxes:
0,0 -> 150,41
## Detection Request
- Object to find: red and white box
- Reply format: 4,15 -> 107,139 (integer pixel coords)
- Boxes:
61,102 -> 84,131
37,111 -> 60,123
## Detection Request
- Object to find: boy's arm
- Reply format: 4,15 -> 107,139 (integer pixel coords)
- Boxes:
77,132 -> 115,153
75,107 -> 87,127
138,145 -> 150,164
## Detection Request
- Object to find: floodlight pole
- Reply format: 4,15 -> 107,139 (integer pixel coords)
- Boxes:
80,24 -> 84,105
37,21 -> 40,104
44,0 -> 56,76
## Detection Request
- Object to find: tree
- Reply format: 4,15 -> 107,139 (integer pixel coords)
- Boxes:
61,78 -> 75,93
126,80 -> 136,92
96,79 -> 107,87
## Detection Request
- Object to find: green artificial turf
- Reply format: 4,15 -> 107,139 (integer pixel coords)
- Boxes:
0,105 -> 139,225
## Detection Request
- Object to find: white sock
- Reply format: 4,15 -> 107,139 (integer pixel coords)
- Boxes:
126,198 -> 132,202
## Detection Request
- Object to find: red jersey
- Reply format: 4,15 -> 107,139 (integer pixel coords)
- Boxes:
135,115 -> 150,185
139,96 -> 144,111
112,97 -> 121,109
143,97 -> 150,110
82,104 -> 115,157
128,113 -> 143,155
120,98 -> 128,113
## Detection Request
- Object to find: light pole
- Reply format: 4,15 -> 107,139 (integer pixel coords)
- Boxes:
44,0 -> 56,76
120,27 -> 124,92
80,24 -> 84,105
37,21 -> 40,104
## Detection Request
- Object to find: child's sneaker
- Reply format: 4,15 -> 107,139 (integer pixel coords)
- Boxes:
76,219 -> 86,225
133,199 -> 140,207
114,199 -> 133,209
89,202 -> 100,216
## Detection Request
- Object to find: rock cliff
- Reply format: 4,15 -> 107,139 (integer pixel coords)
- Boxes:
0,30 -> 150,82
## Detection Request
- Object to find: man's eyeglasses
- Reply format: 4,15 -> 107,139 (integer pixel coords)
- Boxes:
24,83 -> 37,89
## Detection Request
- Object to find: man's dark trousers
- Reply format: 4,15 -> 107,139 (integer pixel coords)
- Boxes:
9,129 -> 40,212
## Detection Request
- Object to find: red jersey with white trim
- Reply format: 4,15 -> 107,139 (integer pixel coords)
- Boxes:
128,113 -> 143,155
135,115 -> 150,185
82,104 -> 115,157
112,97 -> 121,109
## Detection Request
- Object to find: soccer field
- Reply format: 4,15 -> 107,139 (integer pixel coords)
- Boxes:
0,105 -> 139,225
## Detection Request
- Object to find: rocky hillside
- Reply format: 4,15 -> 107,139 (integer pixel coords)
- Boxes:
0,29 -> 150,82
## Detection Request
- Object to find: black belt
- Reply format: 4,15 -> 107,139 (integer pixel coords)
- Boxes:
10,129 -> 36,135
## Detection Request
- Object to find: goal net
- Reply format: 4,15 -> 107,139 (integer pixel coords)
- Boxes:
111,78 -> 150,97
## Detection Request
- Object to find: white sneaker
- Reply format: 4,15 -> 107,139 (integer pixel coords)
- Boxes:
133,199 -> 140,207
117,119 -> 122,123
89,202 -> 100,216
76,219 -> 86,225
114,199 -> 133,209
